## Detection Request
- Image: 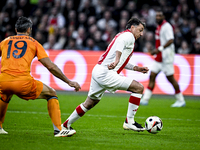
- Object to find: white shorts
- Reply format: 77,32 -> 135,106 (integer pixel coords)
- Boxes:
151,60 -> 174,76
88,64 -> 133,100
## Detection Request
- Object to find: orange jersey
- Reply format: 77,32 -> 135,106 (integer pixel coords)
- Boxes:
0,35 -> 48,77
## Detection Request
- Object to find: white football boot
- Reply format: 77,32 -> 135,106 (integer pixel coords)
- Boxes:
0,128 -> 8,134
54,124 -> 76,137
171,100 -> 186,107
123,120 -> 145,132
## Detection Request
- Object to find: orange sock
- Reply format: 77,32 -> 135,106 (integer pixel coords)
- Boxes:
47,98 -> 61,131
0,99 -> 9,128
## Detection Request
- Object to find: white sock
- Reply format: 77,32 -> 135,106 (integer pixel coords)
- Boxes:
141,88 -> 152,102
175,93 -> 185,102
126,93 -> 142,123
53,124 -> 60,133
64,103 -> 88,128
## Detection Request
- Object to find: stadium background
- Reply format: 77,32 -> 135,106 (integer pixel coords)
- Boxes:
0,0 -> 200,96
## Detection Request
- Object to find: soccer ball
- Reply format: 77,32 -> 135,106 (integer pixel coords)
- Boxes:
145,116 -> 163,134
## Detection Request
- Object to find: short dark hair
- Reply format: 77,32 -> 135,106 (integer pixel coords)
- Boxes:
126,17 -> 146,29
156,8 -> 165,16
15,16 -> 33,32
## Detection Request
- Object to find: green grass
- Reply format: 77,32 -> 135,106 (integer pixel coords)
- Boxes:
1,92 -> 200,150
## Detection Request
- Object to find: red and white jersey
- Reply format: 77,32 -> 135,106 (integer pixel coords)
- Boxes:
98,29 -> 135,74
155,20 -> 175,63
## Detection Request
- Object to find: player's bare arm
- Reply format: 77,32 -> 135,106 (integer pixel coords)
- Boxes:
162,39 -> 174,49
107,51 -> 122,70
133,66 -> 149,74
124,63 -> 148,73
149,39 -> 174,55
158,39 -> 174,52
39,57 -> 81,92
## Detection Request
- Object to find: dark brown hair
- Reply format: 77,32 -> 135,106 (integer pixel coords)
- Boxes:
126,17 -> 146,29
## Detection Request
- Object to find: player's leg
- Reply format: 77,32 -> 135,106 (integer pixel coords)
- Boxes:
0,80 -> 13,134
166,75 -> 185,107
140,71 -> 158,105
166,74 -> 180,92
56,99 -> 101,137
65,96 -> 99,126
56,72 -> 104,137
123,79 -> 145,131
55,96 -> 98,137
148,71 -> 158,90
140,61 -> 161,105
0,96 -> 12,134
163,63 -> 185,107
17,79 -> 62,135
61,97 -> 99,130
37,83 -> 62,135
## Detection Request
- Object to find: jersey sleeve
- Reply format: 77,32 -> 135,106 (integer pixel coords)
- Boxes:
115,32 -> 133,52
163,23 -> 174,41
35,41 -> 49,60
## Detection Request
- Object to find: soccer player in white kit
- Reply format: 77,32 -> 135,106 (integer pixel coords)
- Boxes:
140,10 -> 186,107
55,17 -> 149,137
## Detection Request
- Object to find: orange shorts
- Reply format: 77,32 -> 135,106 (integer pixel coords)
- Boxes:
0,74 -> 43,102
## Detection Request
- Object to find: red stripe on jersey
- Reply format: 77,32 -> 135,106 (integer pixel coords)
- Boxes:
155,20 -> 167,62
98,29 -> 131,64
117,46 -> 134,74
155,52 -> 162,62
129,95 -> 141,106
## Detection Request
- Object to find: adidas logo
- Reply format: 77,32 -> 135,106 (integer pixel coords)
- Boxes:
60,131 -> 70,135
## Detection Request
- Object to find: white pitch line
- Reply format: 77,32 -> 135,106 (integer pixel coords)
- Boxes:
7,110 -> 200,122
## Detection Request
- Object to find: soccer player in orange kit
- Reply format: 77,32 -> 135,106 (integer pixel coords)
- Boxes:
0,16 -> 81,137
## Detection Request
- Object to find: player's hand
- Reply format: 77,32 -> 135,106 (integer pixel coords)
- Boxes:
148,49 -> 152,54
149,49 -> 159,55
68,81 -> 81,92
148,49 -> 154,55
134,66 -> 149,74
107,62 -> 118,70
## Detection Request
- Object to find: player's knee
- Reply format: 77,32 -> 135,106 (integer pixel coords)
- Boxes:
39,89 -> 57,100
47,96 -> 58,101
46,89 -> 57,101
0,97 -> 10,103
132,83 -> 144,94
48,88 -> 57,96
128,83 -> 144,94
137,84 -> 144,94
83,97 -> 99,110
49,87 -> 57,95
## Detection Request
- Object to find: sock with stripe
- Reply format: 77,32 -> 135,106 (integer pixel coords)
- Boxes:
175,90 -> 185,102
63,103 -> 88,128
0,99 -> 9,128
141,86 -> 153,102
126,93 -> 142,124
47,97 -> 62,134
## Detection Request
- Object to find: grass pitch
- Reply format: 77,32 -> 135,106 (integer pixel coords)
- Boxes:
1,92 -> 200,150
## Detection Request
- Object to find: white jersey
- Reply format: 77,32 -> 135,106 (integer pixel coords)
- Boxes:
155,21 -> 175,63
160,22 -> 175,63
98,29 -> 135,74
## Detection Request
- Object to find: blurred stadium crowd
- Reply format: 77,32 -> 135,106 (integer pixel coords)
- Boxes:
0,0 -> 200,54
